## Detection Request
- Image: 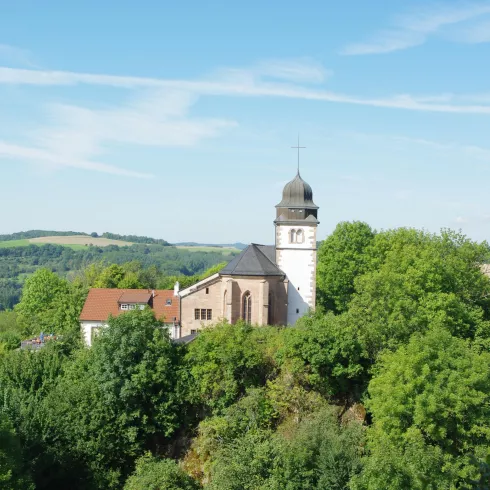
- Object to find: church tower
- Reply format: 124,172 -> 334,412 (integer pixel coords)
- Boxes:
275,171 -> 319,324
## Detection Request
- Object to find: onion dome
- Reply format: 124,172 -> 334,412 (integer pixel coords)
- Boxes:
276,171 -> 318,209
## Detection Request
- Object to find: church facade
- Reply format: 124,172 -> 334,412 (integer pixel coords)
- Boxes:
178,170 -> 319,337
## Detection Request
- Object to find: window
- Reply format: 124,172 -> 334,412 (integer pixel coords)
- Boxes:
120,304 -> 129,310
290,228 -> 304,244
139,304 -> 145,310
166,299 -> 172,306
206,288 -> 209,294
194,309 -> 213,321
296,308 -> 300,314
268,292 -> 274,325
242,292 -> 252,323
129,304 -> 136,310
191,329 -> 197,335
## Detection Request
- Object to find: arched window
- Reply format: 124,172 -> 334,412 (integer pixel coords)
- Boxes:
290,229 -> 296,243
223,290 -> 227,317
296,229 -> 304,244
242,291 -> 252,323
268,292 -> 274,325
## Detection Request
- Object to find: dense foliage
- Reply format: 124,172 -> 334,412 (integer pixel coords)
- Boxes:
1,223 -> 490,489
0,241 -> 234,310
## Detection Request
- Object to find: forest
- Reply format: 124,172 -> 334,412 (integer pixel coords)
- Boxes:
0,237 -> 235,311
1,222 -> 490,489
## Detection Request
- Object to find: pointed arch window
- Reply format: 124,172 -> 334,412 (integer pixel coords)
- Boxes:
296,229 -> 304,244
268,292 -> 274,325
242,291 -> 252,323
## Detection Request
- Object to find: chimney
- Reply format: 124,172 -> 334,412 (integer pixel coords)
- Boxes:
174,281 -> 180,297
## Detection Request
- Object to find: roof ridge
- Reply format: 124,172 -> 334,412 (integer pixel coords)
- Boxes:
252,244 -> 278,269
228,244 -> 252,274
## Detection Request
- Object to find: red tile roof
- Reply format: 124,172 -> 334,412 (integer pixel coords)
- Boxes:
79,288 -> 180,323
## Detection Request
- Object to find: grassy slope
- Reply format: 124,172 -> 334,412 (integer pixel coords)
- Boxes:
0,239 -> 31,248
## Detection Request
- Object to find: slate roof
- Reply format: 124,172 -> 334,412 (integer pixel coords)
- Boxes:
79,289 -> 180,323
276,171 -> 318,209
173,332 -> 198,344
220,244 -> 284,277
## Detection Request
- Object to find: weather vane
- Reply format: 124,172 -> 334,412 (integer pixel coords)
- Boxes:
291,135 -> 305,174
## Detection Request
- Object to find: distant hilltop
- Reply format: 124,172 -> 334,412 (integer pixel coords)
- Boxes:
0,230 -> 246,251
174,242 -> 248,250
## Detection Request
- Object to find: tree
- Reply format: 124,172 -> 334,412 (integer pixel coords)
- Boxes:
124,454 -> 200,490
346,229 -> 490,358
93,264 -> 127,288
352,328 -> 490,489
0,412 -> 34,490
316,221 -> 375,313
0,344 -> 68,489
184,321 -> 272,414
279,312 -> 367,399
15,268 -> 71,336
43,309 -> 184,488
206,406 -> 364,490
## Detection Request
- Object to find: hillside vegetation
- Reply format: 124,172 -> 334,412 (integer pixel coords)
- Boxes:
1,222 -> 490,489
0,230 -> 237,311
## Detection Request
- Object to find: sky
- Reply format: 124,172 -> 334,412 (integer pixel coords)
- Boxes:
2,0 -> 490,244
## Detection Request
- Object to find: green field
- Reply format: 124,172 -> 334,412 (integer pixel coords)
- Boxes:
0,240 -> 94,250
0,239 -> 31,248
176,245 -> 240,255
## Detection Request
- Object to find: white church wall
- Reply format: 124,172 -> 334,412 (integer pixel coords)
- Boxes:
275,224 -> 317,325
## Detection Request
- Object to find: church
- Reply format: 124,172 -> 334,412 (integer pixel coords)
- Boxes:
178,169 -> 319,337
79,170 -> 319,344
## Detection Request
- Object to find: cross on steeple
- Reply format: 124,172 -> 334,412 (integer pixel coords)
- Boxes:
291,135 -> 306,175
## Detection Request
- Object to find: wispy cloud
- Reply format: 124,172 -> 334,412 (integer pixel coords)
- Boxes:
0,89 -> 235,178
341,2 -> 490,55
2,64 -> 490,114
0,142 -> 153,178
3,56 -> 490,179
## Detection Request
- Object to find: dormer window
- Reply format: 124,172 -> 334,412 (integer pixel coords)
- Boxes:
121,304 -> 129,310
166,299 -> 172,306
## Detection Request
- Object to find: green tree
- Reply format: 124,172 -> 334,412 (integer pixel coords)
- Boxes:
352,328 -> 490,489
94,264 -> 127,288
43,309 -> 184,488
316,221 -> 376,313
13,268 -> 86,340
278,312 -> 367,399
268,407 -> 364,490
124,454 -> 200,490
0,412 -> 34,490
0,344 -> 68,488
184,321 -> 272,414
347,229 -> 490,358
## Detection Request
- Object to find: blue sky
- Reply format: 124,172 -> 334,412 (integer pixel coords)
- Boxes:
2,0 -> 490,244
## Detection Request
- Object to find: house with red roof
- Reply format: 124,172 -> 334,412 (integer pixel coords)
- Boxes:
79,285 -> 180,346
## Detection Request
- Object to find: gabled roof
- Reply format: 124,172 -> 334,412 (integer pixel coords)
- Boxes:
79,289 -> 180,323
220,244 -> 284,277
118,292 -> 152,304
